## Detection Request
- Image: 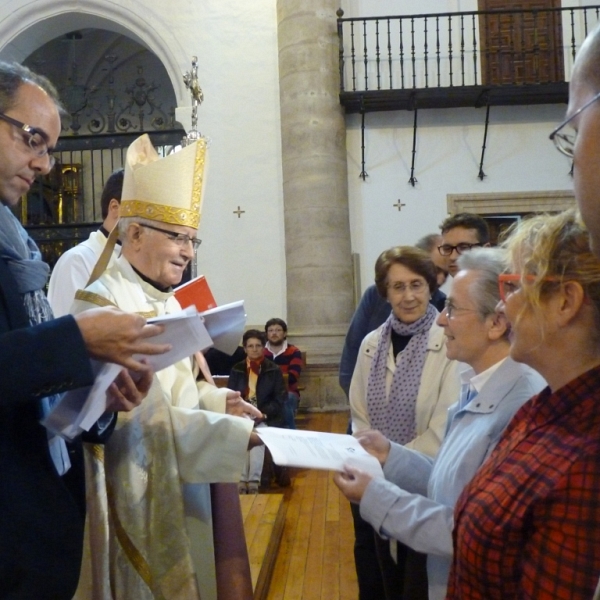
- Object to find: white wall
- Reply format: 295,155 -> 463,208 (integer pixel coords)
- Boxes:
180,1 -> 287,325
346,103 -> 574,293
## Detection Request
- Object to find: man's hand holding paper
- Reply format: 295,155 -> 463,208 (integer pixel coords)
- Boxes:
105,367 -> 154,413
45,307 -> 215,440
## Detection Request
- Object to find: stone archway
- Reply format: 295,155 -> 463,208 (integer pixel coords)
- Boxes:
0,0 -> 189,108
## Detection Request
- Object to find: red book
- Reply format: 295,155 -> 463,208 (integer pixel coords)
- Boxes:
174,275 -> 217,312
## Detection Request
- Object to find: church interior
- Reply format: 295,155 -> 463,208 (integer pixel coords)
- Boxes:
1,0 -> 594,596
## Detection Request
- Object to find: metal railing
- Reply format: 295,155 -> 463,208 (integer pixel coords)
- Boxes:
337,5 -> 600,94
19,129 -> 185,269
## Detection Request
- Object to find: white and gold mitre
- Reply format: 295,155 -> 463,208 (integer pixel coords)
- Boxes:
119,133 -> 208,229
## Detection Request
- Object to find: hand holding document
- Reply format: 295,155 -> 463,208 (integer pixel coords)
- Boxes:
41,361 -> 122,441
43,306 -> 212,440
256,427 -> 384,479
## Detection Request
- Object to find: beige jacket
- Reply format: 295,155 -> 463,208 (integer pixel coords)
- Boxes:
350,321 -> 460,458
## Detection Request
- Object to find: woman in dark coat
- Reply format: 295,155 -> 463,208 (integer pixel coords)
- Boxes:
229,329 -> 286,492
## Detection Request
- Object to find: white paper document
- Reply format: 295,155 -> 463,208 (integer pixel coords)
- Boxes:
43,306 -> 213,441
256,427 -> 384,479
42,361 -> 122,441
136,305 -> 213,371
200,300 -> 246,355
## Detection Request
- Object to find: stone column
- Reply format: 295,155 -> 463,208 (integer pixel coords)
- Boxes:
277,0 -> 353,372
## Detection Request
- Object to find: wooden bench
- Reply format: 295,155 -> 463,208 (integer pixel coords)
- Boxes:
213,375 -> 231,388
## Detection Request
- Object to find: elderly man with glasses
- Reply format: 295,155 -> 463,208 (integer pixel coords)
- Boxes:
70,134 -> 262,600
549,26 -> 600,599
334,248 -> 545,600
549,24 -> 600,261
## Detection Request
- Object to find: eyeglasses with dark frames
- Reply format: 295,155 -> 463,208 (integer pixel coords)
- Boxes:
0,112 -> 56,168
138,223 -> 202,249
438,242 -> 483,257
549,90 -> 600,159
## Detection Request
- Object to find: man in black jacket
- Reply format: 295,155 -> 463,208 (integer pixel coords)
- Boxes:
0,62 -> 167,599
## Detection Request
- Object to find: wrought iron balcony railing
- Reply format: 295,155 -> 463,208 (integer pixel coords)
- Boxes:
337,5 -> 600,112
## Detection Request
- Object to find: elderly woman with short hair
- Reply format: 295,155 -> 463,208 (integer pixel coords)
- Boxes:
349,246 -> 460,600
447,211 -> 600,599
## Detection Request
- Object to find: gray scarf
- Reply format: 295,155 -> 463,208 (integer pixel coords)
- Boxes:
0,206 -> 50,293
0,205 -> 69,474
366,303 -> 437,445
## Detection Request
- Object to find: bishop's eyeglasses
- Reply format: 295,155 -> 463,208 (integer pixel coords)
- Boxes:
138,223 -> 202,249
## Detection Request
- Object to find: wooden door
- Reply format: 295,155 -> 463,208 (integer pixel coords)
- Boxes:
479,0 -> 564,85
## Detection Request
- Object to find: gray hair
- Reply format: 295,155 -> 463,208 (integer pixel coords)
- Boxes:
456,247 -> 506,317
415,233 -> 442,253
0,61 -> 64,114
118,216 -> 158,238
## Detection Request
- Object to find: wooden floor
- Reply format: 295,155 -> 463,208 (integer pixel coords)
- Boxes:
262,410 -> 358,600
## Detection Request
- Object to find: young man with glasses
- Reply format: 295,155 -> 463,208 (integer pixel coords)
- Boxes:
438,213 -> 491,278
264,317 -> 303,430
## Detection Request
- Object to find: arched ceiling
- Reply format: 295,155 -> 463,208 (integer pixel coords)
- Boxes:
23,28 -> 178,135
0,13 -> 149,64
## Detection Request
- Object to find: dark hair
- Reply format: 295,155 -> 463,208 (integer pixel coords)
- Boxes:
0,61 -> 64,114
415,233 -> 442,253
243,329 -> 266,347
439,212 -> 490,244
374,246 -> 437,298
265,318 -> 287,333
100,169 -> 124,219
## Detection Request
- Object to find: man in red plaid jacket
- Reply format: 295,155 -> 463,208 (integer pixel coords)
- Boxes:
263,318 -> 303,429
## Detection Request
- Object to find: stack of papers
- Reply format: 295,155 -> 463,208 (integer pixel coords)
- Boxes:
136,306 -> 213,371
43,303 -> 245,440
200,300 -> 246,355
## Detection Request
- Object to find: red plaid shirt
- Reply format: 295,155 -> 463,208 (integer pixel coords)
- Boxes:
447,364 -> 600,600
264,343 -> 302,396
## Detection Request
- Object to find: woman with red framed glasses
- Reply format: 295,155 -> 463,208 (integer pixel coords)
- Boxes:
447,210 -> 600,599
